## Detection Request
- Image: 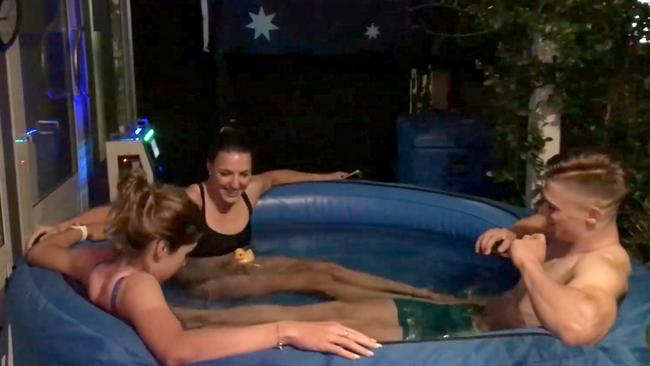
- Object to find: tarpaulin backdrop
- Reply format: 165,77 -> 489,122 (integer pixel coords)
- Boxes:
202,0 -> 411,54
132,0 -> 418,185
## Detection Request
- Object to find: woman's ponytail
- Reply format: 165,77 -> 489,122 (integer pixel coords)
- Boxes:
107,172 -> 203,257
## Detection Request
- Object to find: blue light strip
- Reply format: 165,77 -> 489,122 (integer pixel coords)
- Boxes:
26,129 -> 38,135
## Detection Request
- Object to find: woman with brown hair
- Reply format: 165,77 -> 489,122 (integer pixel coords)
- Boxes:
27,172 -> 380,364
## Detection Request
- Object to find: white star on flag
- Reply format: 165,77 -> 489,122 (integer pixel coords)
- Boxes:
246,6 -> 279,41
365,23 -> 380,40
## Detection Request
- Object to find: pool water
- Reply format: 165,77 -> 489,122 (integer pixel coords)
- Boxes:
253,224 -> 519,295
165,224 -> 520,341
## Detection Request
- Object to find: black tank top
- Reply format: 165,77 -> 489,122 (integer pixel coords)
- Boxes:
189,183 -> 253,257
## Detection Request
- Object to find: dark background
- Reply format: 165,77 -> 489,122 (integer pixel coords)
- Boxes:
130,0 -> 489,186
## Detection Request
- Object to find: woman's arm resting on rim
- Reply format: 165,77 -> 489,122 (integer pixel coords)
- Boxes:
26,205 -> 112,249
26,223 -> 117,285
120,274 -> 380,365
246,170 -> 350,205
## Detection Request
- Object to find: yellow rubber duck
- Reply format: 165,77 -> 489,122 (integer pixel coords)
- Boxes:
234,248 -> 259,266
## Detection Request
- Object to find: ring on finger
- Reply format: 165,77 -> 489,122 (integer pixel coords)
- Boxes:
343,330 -> 350,338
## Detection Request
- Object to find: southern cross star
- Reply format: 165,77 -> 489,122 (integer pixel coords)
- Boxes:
246,6 -> 279,41
365,23 -> 381,40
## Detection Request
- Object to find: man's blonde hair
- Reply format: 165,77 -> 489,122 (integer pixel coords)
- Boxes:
543,152 -> 628,211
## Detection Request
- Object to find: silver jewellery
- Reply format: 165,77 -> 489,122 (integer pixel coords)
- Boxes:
276,322 -> 285,350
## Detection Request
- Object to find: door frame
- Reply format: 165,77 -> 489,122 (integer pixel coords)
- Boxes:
3,0 -> 90,255
0,85 -> 18,286
0,37 -> 27,268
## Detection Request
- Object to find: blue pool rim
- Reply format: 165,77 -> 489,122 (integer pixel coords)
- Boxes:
6,181 -> 650,365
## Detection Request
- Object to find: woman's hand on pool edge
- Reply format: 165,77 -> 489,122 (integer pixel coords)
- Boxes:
279,321 -> 381,360
321,171 -> 351,181
26,223 -> 68,250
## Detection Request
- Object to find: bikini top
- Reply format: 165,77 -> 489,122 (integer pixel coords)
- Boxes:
110,276 -> 127,312
189,183 -> 252,258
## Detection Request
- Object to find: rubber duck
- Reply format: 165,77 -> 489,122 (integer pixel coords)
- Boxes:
234,248 -> 258,266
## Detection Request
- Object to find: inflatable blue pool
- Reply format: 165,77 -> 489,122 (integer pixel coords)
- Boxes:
6,182 -> 650,365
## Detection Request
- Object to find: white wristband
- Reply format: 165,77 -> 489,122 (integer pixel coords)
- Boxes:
71,225 -> 88,242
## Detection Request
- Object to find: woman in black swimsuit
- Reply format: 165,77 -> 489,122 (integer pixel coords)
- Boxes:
173,128 -> 454,304
184,127 -> 346,258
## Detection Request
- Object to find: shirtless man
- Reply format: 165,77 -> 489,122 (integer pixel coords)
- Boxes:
474,151 -> 631,345
174,152 -> 631,346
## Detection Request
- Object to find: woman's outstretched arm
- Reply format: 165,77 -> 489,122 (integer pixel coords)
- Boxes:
26,205 -> 112,250
119,273 -> 379,365
26,223 -> 117,285
246,170 -> 349,204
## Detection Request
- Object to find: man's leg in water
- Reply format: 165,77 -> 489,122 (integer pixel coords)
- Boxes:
184,271 -> 439,302
178,256 -> 474,305
173,299 -> 403,341
256,257 -> 465,304
174,255 -> 239,285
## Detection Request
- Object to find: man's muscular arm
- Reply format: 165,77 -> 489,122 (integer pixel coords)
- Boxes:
512,235 -> 629,345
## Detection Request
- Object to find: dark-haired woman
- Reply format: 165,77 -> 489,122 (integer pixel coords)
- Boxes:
173,128 -> 449,303
186,127 -> 347,258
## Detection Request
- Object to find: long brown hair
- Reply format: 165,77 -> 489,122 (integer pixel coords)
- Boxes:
107,171 -> 203,257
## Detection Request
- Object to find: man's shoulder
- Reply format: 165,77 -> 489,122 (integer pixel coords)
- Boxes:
582,244 -> 631,274
572,244 -> 631,294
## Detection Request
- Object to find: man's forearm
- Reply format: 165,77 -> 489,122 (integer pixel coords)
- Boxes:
510,215 -> 547,238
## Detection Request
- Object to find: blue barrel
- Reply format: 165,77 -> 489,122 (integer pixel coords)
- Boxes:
397,112 -> 499,198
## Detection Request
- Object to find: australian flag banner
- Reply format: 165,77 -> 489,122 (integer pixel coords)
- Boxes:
204,0 -> 410,54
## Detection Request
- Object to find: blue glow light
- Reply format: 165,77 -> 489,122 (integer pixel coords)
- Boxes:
134,127 -> 142,135
26,129 -> 38,135
15,138 -> 28,143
